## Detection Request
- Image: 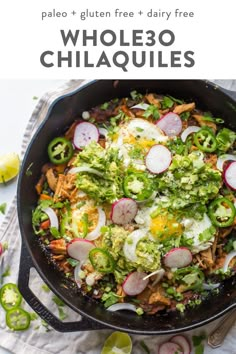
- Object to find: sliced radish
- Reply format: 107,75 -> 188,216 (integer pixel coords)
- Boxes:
158,342 -> 183,354
223,161 -> 236,190
111,198 -> 138,225
85,207 -> 106,241
98,127 -> 108,138
67,238 -> 94,261
181,126 -> 201,142
41,207 -> 58,229
170,335 -> 191,354
0,243 -> 3,256
122,271 -> 149,296
164,247 -> 192,269
107,303 -> 137,312
145,145 -> 172,174
73,122 -> 99,150
68,166 -> 103,178
223,250 -> 236,273
216,154 -> 236,171
156,112 -> 183,137
131,103 -> 150,110
123,229 -> 146,262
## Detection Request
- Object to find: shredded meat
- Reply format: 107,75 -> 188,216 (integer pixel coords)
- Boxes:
192,114 -> 217,132
204,154 -> 218,169
145,93 -> 161,108
148,286 -> 171,306
173,102 -> 195,115
49,239 -> 67,255
199,248 -> 214,269
35,175 -> 45,195
54,174 -> 77,202
218,226 -> 234,239
57,260 -> 72,273
45,168 -> 58,191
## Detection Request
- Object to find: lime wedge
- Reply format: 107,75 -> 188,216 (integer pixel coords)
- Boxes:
0,153 -> 20,183
101,331 -> 132,354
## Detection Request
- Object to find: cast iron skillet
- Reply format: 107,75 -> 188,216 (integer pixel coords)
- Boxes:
17,80 -> 236,334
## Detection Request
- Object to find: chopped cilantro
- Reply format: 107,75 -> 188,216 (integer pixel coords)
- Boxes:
176,303 -> 186,312
25,162 -> 33,177
167,95 -> 184,105
58,307 -> 67,321
180,111 -> 191,120
192,334 -> 206,354
50,227 -> 61,239
29,312 -> 38,321
101,291 -> 121,308
0,203 -> 7,215
162,96 -> 174,109
100,102 -> 109,110
41,284 -> 50,293
52,295 -> 65,307
1,266 -> 11,284
143,104 -> 160,120
130,90 -> 143,101
67,258 -> 79,267
140,340 -> 150,354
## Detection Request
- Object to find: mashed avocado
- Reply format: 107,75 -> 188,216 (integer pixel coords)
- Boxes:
102,225 -> 161,283
74,142 -> 123,203
156,151 -> 221,210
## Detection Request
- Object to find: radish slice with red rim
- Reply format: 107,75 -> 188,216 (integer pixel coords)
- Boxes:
73,122 -> 99,150
181,126 -> 201,142
158,342 -> 184,354
156,112 -> 182,137
0,243 -> 3,256
216,154 -> 236,171
122,271 -> 149,296
107,303 -> 137,312
223,161 -> 236,190
67,238 -> 95,261
111,198 -> 138,225
41,207 -> 58,229
164,247 -> 192,268
170,335 -> 191,354
145,145 -> 172,174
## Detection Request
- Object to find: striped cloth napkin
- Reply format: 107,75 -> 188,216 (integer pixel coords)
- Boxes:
0,80 -> 235,354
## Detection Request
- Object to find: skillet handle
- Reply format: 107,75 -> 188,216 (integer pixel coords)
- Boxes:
18,244 -> 107,332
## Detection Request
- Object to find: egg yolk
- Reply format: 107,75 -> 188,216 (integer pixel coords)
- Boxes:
150,215 -> 183,240
124,135 -> 157,149
75,207 -> 99,233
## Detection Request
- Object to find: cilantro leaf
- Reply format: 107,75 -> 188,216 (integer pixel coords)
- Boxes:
0,203 -> 7,215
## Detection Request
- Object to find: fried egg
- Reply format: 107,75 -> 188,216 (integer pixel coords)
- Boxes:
110,118 -> 168,170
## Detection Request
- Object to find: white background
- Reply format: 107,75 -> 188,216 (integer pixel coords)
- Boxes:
0,0 -> 235,78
